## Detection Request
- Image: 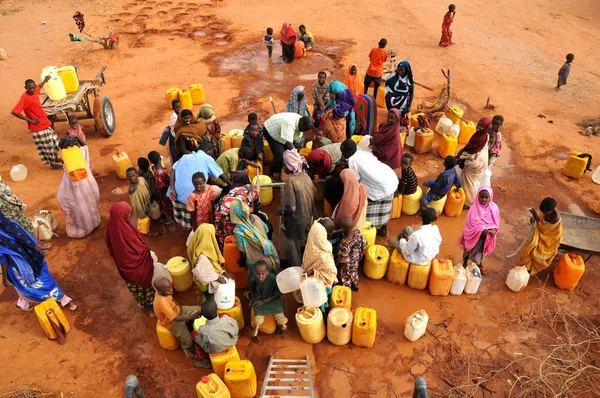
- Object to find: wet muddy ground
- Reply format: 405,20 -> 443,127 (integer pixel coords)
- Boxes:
1,0 -> 600,396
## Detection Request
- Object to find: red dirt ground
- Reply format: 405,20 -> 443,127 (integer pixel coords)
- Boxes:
1,0 -> 599,396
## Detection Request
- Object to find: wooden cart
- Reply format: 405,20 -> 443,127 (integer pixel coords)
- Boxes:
560,212 -> 600,261
39,66 -> 115,137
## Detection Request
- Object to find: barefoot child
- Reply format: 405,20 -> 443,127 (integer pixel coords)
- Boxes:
148,151 -> 173,222
264,27 -> 274,59
127,168 -> 151,222
187,172 -> 219,230
153,277 -> 204,367
422,156 -> 462,213
249,260 -> 287,344
397,153 -> 419,195
556,53 -> 574,90
488,115 -> 503,167
336,216 -> 367,291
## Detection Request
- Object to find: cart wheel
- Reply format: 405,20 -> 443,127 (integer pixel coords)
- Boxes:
93,95 -> 115,137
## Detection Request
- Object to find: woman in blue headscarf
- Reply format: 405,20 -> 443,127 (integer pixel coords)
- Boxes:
323,80 -> 356,143
0,210 -> 77,312
385,60 -> 414,126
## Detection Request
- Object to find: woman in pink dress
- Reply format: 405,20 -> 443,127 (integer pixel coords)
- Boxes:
439,4 -> 456,47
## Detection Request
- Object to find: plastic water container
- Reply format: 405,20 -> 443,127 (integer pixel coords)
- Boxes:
193,316 -> 207,331
362,221 -> 377,248
34,298 -> 70,340
62,147 -> 88,181
165,87 -> 180,109
404,310 -> 429,342
444,187 -> 465,217
299,147 -> 311,159
449,123 -> 461,138
564,151 -> 592,179
263,139 -> 273,163
414,128 -> 434,154
40,66 -> 58,93
352,307 -> 377,348
388,249 -> 410,285
506,266 -> 530,292
113,150 -> 132,180
45,76 -> 67,101
438,133 -> 458,158
161,155 -> 172,171
429,259 -> 454,296
296,306 -> 326,344
251,308 -> 276,334
224,360 -> 257,398
554,253 -> 585,290
330,285 -> 351,309
252,175 -> 273,206
480,168 -> 492,187
300,277 -> 327,308
459,120 -> 476,144
156,320 -> 180,350
450,264 -> 467,295
209,346 -> 240,379
464,262 -> 482,294
137,217 -> 150,234
189,83 -> 205,105
305,140 -> 313,149
592,166 -> 600,184
276,266 -> 304,293
327,307 -> 353,346
166,256 -> 193,292
228,129 -> 244,148
350,135 -> 363,145
408,262 -> 432,290
435,115 -> 453,135
196,374 -> 230,398
391,194 -> 402,219
446,105 -> 464,125
221,133 -> 232,152
214,278 -> 235,310
376,86 -> 385,108
406,128 -> 417,147
57,66 -> 79,93
247,161 -> 262,182
427,190 -> 447,215
402,186 -> 423,216
223,235 -> 242,273
10,164 -> 28,182
410,112 -> 426,128
218,296 -> 245,330
364,245 -> 390,280
293,289 -> 304,304
179,89 -> 193,110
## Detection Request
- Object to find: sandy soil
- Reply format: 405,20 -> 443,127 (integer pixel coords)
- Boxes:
1,0 -> 599,396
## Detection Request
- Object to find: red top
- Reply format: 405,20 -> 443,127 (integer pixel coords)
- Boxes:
366,48 -> 388,78
12,86 -> 51,132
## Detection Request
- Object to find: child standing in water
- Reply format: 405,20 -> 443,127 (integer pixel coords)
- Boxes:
336,216 -> 367,291
148,151 -> 173,223
556,53 -> 574,90
187,172 -> 219,231
264,27 -> 274,59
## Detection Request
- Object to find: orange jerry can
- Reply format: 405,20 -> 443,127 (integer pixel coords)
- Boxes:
414,128 -> 434,154
387,249 -> 410,285
352,307 -> 377,348
223,235 -> 248,289
444,187 -> 465,217
429,259 -> 454,296
251,308 -> 277,334
34,299 -> 71,342
554,253 -> 585,290
391,194 -> 402,219
218,296 -> 245,330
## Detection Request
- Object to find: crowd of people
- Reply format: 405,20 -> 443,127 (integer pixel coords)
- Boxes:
1,4 -> 572,370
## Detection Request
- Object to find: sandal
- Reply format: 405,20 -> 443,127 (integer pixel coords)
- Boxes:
66,302 -> 78,311
16,305 -> 34,312
50,163 -> 64,170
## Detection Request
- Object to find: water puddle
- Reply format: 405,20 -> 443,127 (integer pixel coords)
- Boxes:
215,40 -> 229,46
568,203 -> 586,216
193,31 -> 206,37
551,151 -> 569,160
214,32 -> 227,39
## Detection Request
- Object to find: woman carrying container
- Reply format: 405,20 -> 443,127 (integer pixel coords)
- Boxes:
57,136 -> 101,238
323,81 -> 356,143
1,210 -> 77,312
187,223 -> 228,300
456,118 -> 490,207
302,222 -> 338,313
458,186 -> 500,275
385,60 -> 414,125
105,202 -> 156,312
230,199 -> 279,273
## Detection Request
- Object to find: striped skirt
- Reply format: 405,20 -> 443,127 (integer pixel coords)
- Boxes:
172,200 -> 192,230
31,127 -> 59,164
366,194 -> 394,227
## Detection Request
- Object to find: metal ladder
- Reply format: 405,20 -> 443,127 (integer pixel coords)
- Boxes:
259,353 -> 315,397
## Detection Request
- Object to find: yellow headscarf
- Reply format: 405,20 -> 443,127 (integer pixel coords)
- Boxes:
187,224 -> 225,272
197,104 -> 216,122
302,222 -> 338,288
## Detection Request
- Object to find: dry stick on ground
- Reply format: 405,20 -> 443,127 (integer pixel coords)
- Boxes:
421,69 -> 451,115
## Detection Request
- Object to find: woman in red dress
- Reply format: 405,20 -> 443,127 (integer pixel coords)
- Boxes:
439,4 -> 456,47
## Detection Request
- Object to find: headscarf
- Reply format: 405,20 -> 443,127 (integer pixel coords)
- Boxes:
301,222 -> 338,288
328,80 -> 348,96
280,22 -> 297,46
461,117 -> 491,155
307,149 -> 332,177
197,104 -> 216,123
230,199 -> 279,269
343,64 -> 363,96
187,223 -> 225,271
105,202 -> 154,288
458,186 -> 501,256
232,173 -> 251,188
174,111 -> 207,142
0,209 -> 43,280
334,169 -> 368,228
371,108 -> 402,169
283,148 -> 306,175
285,86 -> 309,117
0,181 -> 26,210
386,60 -> 414,115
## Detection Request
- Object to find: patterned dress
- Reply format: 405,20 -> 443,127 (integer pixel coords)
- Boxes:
0,181 -> 33,234
214,185 -> 261,247
337,229 -> 367,288
153,167 -> 173,218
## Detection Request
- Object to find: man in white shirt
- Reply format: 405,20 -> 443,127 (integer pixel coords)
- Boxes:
263,113 -> 312,181
394,208 -> 442,265
341,139 -> 398,236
